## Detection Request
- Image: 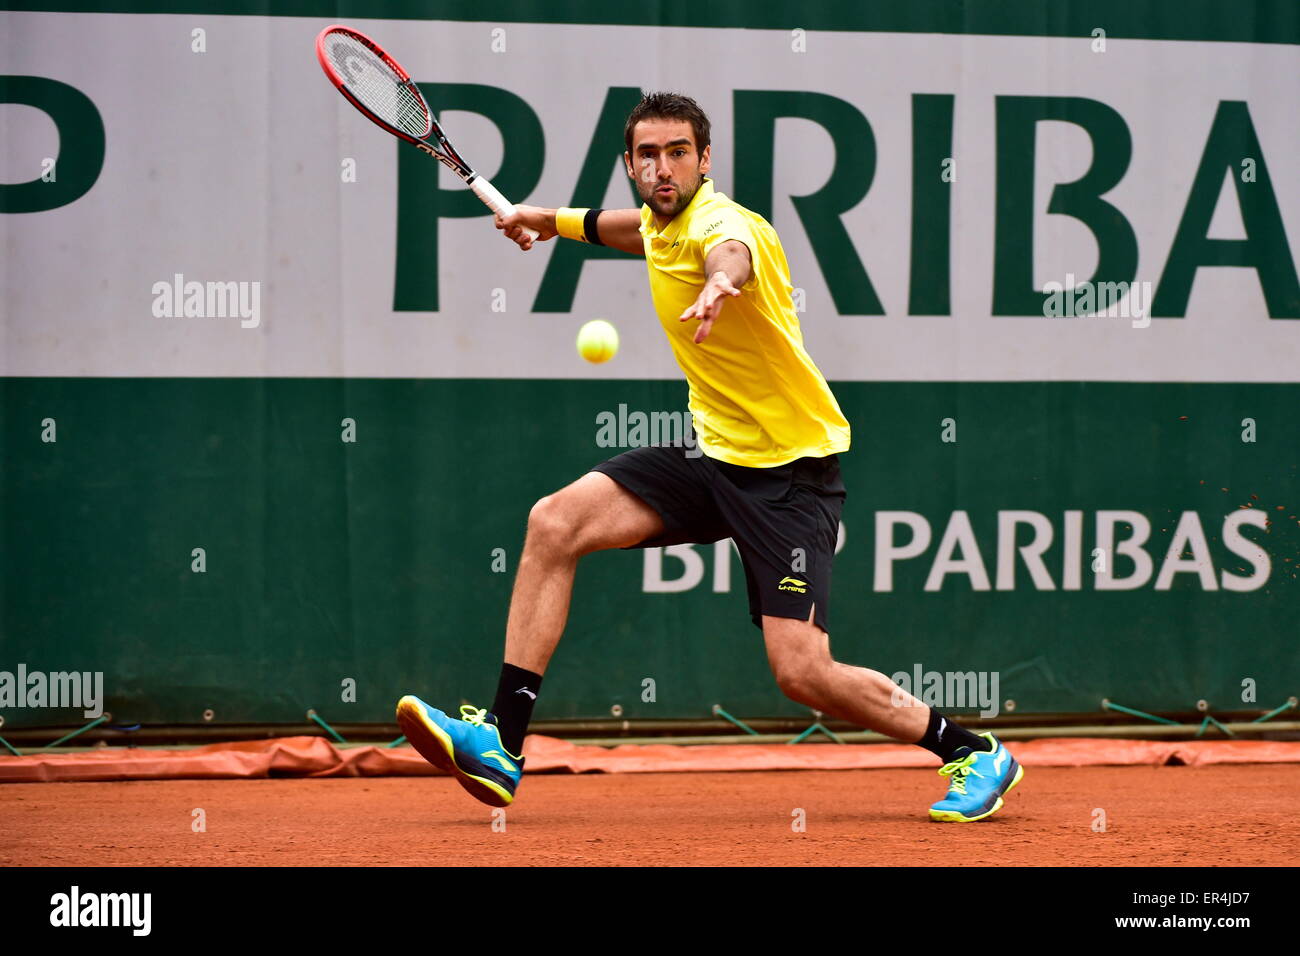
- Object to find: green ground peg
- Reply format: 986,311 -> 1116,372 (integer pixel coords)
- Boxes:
40,715 -> 109,750
711,705 -> 760,736
1252,698 -> 1298,723
306,709 -> 347,744
1196,714 -> 1235,738
788,713 -> 844,744
1100,701 -> 1181,725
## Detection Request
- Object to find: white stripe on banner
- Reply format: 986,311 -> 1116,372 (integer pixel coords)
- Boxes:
1,13 -> 1297,380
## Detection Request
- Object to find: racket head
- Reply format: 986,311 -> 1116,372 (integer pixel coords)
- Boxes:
316,24 -> 433,144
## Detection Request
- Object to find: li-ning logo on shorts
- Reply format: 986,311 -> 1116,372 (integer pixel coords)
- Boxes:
777,576 -> 808,593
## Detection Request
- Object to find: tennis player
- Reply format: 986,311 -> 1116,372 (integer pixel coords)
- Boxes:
397,92 -> 1024,822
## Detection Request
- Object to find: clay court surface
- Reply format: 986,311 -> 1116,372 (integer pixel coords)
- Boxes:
3,764 -> 1297,866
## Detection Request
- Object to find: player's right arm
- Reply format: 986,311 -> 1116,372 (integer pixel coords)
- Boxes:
496,206 -> 644,256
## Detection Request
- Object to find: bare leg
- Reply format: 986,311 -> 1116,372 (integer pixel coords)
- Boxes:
761,613 -> 929,742
504,472 -> 664,674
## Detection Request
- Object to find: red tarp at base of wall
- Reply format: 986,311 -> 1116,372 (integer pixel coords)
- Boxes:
2,734 -> 1300,783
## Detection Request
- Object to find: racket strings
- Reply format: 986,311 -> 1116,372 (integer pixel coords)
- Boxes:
323,32 -> 430,139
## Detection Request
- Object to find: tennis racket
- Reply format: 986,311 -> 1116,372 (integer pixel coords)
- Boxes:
316,24 -> 537,239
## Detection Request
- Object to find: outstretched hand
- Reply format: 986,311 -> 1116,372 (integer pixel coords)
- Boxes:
679,271 -> 742,344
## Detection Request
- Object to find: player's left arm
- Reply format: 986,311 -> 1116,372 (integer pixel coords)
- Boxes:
679,239 -> 752,344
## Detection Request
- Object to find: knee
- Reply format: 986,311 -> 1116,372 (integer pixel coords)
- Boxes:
771,656 -> 826,706
526,494 -> 579,557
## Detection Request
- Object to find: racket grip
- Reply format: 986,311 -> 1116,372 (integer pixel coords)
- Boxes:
471,176 -> 540,240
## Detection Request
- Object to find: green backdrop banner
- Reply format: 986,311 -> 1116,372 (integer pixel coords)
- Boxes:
2,8 -> 1297,727
2,378 -> 1295,726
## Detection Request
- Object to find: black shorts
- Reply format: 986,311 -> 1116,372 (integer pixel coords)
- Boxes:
591,445 -> 845,633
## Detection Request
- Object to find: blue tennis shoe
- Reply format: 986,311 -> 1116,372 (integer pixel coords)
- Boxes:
929,732 -> 1024,822
396,696 -> 524,807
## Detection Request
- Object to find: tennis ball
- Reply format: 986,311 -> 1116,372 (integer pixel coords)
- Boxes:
577,318 -> 619,364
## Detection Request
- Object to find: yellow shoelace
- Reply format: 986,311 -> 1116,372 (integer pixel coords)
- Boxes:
937,753 -> 983,795
459,705 -> 490,726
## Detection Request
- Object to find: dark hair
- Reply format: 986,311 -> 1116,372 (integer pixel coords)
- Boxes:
624,91 -> 712,158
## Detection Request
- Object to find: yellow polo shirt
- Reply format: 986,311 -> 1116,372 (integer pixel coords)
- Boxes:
639,178 -> 851,468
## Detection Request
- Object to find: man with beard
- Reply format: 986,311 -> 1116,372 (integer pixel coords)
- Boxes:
396,92 -> 1024,823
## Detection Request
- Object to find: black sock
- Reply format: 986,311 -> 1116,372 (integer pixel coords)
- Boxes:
490,663 -> 543,757
916,708 -> 991,762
